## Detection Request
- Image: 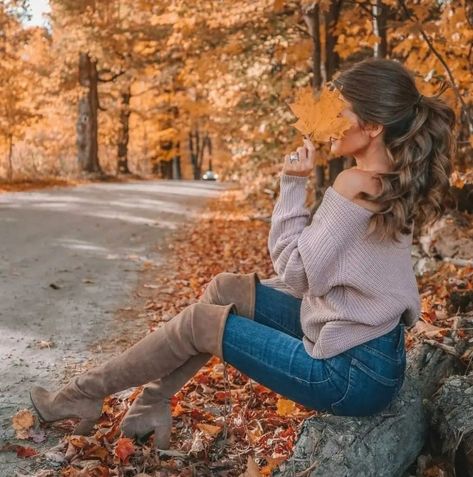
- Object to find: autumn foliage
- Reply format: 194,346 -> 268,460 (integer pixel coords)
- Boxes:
0,0 -> 470,191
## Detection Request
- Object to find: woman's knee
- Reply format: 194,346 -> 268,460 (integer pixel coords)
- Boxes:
199,272 -> 258,318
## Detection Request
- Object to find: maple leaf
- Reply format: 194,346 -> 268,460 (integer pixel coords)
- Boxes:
288,84 -> 352,143
12,409 -> 35,439
114,437 -> 135,464
276,398 -> 296,416
239,455 -> 262,477
0,443 -> 38,458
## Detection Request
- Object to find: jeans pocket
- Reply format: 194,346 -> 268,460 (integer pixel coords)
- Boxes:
360,324 -> 406,365
330,357 -> 401,416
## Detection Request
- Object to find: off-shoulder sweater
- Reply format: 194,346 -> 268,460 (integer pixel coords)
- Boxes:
264,172 -> 422,359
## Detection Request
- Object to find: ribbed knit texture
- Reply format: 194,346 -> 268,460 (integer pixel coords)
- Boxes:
267,172 -> 422,359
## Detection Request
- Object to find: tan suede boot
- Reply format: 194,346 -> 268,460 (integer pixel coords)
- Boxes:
30,301 -> 237,437
120,271 -> 260,448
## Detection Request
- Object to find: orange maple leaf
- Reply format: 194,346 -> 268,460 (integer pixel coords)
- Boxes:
276,397 -> 296,416
288,84 -> 352,143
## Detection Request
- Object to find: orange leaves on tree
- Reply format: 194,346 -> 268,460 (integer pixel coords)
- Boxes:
114,437 -> 135,464
288,84 -> 352,144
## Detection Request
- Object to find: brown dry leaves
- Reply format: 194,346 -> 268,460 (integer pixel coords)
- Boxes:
14,185 -> 473,477
21,188 -> 315,476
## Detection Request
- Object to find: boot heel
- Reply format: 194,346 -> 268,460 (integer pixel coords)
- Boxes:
154,424 -> 172,449
29,390 -> 48,423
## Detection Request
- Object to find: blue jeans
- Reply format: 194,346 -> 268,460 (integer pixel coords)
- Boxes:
222,282 -> 406,416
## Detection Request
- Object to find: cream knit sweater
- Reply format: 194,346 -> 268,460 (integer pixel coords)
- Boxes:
264,172 -> 421,359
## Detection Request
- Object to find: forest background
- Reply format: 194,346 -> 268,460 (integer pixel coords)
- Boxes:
0,0 -> 471,200
1,1 -> 473,475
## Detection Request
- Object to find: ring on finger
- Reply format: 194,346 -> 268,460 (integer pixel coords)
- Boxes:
289,152 -> 299,163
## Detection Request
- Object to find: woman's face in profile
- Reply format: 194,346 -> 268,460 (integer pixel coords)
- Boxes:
329,94 -> 375,159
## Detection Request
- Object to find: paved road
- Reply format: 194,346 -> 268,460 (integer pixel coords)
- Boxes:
0,179 -> 228,465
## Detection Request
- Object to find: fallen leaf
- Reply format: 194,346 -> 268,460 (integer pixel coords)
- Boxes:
0,443 -> 39,458
37,340 -> 55,349
239,455 -> 262,477
260,455 -> 287,475
68,435 -> 89,449
189,431 -> 205,453
196,422 -> 222,437
114,437 -> 134,463
85,444 -> 109,462
12,409 -> 35,439
413,320 -> 445,338
276,398 -> 296,416
143,283 -> 160,289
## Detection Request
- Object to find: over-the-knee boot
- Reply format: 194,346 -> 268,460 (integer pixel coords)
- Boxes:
30,301 -> 237,436
120,271 -> 260,448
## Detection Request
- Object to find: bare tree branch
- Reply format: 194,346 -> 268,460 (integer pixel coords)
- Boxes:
398,0 -> 473,132
98,70 -> 126,83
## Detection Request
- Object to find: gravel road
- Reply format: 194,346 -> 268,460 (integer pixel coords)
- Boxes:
0,179 -> 228,472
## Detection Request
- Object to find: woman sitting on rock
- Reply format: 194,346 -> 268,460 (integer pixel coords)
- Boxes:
30,57 -> 456,449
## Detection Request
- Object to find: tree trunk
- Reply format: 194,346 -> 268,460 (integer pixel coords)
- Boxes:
273,342 -> 465,477
323,0 -> 343,82
323,1 -> 345,183
116,84 -> 131,175
165,160 -> 173,179
452,184 -> 473,213
328,154 -> 345,183
172,156 -> 181,180
428,373 -> 473,477
372,0 -> 388,58
302,3 -> 322,92
189,129 -> 203,180
77,52 -> 102,174
7,134 -> 13,182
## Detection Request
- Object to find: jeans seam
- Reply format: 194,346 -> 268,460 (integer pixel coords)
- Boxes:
352,357 -> 399,387
260,317 -> 302,339
330,357 -> 353,412
223,341 -> 331,385
359,343 -> 402,364
323,360 -> 348,395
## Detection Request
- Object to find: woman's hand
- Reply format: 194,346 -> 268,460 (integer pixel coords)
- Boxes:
282,136 -> 316,177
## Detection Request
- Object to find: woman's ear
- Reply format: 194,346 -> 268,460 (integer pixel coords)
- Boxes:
366,123 -> 384,139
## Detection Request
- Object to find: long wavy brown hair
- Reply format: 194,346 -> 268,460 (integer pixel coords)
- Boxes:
332,58 -> 457,244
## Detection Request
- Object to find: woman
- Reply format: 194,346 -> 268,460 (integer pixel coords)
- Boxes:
30,58 -> 456,449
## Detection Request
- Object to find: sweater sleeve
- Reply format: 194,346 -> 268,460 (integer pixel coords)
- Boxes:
268,173 -> 341,297
268,173 -> 375,297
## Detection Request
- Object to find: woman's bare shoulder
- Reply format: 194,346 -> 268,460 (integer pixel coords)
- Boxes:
332,168 -> 384,213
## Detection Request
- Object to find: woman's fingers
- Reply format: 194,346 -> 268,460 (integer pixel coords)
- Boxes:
282,136 -> 318,177
296,146 -> 307,161
303,137 -> 315,153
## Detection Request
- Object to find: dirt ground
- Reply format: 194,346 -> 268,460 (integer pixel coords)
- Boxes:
0,179 -> 230,475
